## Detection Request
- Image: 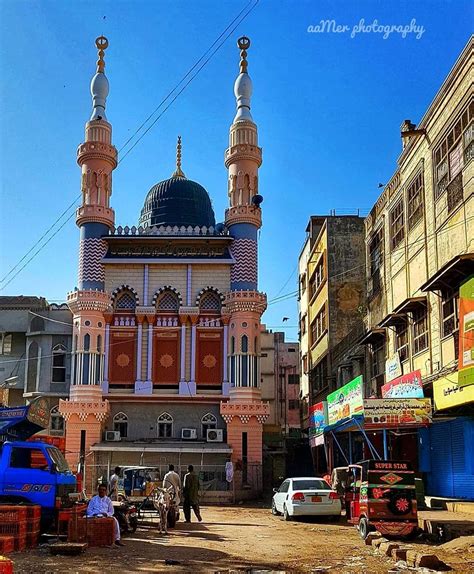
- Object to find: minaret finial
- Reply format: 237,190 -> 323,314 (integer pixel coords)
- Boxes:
238,36 -> 250,73
95,36 -> 108,73
172,136 -> 186,178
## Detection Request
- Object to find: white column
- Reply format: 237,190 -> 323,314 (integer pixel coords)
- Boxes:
102,324 -> 110,393
186,265 -> 192,306
70,334 -> 77,387
190,324 -> 197,382
222,323 -> 230,396
147,322 -> 153,382
136,322 -> 143,382
180,324 -> 186,382
143,264 -> 149,306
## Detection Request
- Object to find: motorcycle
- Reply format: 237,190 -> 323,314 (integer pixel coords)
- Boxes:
113,494 -> 138,534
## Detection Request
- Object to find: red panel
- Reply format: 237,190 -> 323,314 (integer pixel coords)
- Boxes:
196,331 -> 222,386
109,330 -> 136,384
153,331 -> 179,385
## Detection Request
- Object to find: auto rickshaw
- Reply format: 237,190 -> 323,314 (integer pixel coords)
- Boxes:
345,460 -> 418,540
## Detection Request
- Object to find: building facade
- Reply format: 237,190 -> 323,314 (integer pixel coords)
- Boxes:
0,296 -> 72,437
59,36 -> 270,495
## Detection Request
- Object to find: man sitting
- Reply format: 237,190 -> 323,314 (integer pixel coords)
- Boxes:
87,483 -> 124,546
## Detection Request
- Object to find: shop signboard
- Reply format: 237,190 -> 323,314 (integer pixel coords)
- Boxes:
309,401 -> 327,437
433,372 -> 474,410
363,398 -> 432,428
381,370 -> 424,398
385,354 -> 402,383
459,275 -> 474,387
327,375 -> 364,425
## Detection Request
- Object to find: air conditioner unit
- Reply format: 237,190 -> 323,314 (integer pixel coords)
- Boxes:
181,428 -> 197,440
207,428 -> 224,443
105,431 -> 121,442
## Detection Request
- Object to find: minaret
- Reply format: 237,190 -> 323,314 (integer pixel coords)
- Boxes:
221,37 -> 269,493
59,37 -> 114,486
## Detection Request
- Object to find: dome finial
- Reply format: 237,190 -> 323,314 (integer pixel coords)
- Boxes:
90,36 -> 110,121
172,135 -> 186,178
233,36 -> 253,123
95,36 -> 108,73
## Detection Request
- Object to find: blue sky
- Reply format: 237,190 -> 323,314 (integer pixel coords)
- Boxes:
0,0 -> 471,339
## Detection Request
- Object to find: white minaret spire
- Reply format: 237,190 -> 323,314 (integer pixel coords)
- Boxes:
90,36 -> 110,121
233,36 -> 254,123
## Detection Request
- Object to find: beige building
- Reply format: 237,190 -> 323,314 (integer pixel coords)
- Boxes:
363,36 -> 473,398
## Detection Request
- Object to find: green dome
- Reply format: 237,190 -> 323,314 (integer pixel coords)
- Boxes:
139,176 -> 216,228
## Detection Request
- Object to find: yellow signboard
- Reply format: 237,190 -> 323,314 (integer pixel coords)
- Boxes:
433,372 -> 474,410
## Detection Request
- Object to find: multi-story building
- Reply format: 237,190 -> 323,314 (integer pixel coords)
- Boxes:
298,215 -> 366,469
0,296 -> 72,437
298,238 -> 311,434
58,36 -> 270,495
362,37 -> 473,498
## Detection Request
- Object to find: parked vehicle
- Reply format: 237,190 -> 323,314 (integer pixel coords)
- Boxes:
272,477 -> 341,520
345,460 -> 418,540
114,494 -> 138,534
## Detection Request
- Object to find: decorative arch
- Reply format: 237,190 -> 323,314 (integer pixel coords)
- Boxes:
201,412 -> 218,439
195,286 -> 225,307
30,315 -> 45,332
157,412 -> 173,438
151,286 -> 183,309
111,285 -> 139,309
52,343 -> 67,383
113,412 -> 128,438
50,406 -> 65,435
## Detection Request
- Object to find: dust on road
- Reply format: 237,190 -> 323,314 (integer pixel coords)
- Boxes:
10,506 -> 474,573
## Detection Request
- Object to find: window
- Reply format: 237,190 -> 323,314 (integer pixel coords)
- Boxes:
395,322 -> 409,363
52,344 -> 67,383
434,103 -> 473,210
309,259 -> 325,299
279,480 -> 290,493
241,335 -> 248,353
370,339 -> 385,379
201,412 -> 217,438
300,314 -> 307,336
407,171 -> 424,229
288,399 -> 299,410
113,412 -> 128,438
0,334 -> 12,355
288,348 -> 296,353
310,358 -> 328,399
10,447 -> 49,470
311,306 -> 326,346
199,291 -> 221,313
30,316 -> 45,332
413,307 -> 429,355
50,406 -> 65,436
441,289 -> 459,338
230,337 -> 235,354
369,227 -> 384,295
157,412 -> 173,438
115,291 -> 136,310
288,374 -> 300,385
156,290 -> 179,312
300,274 -> 307,295
390,199 -> 405,249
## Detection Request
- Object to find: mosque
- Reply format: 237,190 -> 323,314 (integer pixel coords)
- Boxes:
59,36 -> 269,494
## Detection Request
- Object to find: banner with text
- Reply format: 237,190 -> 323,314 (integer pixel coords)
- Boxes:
363,398 -> 432,428
381,370 -> 424,398
434,371 -> 474,410
327,375 -> 364,425
309,401 -> 327,437
459,275 -> 474,387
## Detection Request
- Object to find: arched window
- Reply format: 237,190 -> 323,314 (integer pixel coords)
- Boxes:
241,335 -> 248,353
157,412 -> 173,438
113,412 -> 128,438
199,291 -> 221,313
52,344 -> 67,383
115,291 -> 137,311
50,406 -> 64,436
0,334 -> 12,355
201,412 -> 217,439
156,290 -> 179,312
26,341 -> 39,393
30,316 -> 45,332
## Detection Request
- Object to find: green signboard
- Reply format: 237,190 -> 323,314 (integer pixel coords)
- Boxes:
327,375 -> 364,425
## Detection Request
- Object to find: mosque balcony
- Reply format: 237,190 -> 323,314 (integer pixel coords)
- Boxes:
110,224 -> 229,237
224,143 -> 262,168
77,141 -> 117,167
224,290 -> 267,315
225,205 -> 261,228
59,393 -> 109,422
220,400 -> 270,424
76,205 -> 115,227
67,289 -> 111,314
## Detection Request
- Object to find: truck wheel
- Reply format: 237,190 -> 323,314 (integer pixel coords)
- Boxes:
359,517 -> 369,540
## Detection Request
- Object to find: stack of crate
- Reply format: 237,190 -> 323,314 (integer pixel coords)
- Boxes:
25,505 -> 41,548
0,555 -> 14,574
0,506 -> 27,551
68,517 -> 115,546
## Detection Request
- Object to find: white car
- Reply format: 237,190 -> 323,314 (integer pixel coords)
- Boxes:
272,477 -> 341,521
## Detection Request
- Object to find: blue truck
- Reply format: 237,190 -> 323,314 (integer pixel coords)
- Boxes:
0,399 -> 78,525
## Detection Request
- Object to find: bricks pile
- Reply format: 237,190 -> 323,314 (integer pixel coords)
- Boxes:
0,505 -> 42,553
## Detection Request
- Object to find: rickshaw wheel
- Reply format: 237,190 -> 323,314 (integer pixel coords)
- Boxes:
358,516 -> 369,540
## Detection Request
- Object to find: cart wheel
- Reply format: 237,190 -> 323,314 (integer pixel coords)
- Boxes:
271,500 -> 281,516
359,517 -> 369,540
283,505 -> 292,521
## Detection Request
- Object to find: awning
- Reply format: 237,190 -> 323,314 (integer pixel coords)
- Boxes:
420,254 -> 474,293
358,328 -> 386,345
379,313 -> 407,328
91,442 -> 232,454
392,296 -> 427,315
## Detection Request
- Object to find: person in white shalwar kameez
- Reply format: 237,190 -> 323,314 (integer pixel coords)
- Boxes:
87,484 -> 124,545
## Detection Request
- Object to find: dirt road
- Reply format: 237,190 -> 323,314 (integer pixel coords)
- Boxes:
10,505 -> 474,573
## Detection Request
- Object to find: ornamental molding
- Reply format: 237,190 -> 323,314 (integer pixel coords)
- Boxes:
195,286 -> 225,306
59,398 -> 110,423
76,205 -> 115,228
151,286 -> 183,307
220,401 -> 270,424
67,290 -> 111,314
224,290 -> 267,314
225,145 -> 262,168
225,205 -> 261,228
111,284 -> 140,305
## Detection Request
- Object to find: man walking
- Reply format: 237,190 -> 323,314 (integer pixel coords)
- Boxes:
108,466 -> 121,501
163,464 -> 181,505
183,464 -> 202,523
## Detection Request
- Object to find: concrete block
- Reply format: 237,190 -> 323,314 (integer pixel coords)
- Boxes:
372,537 -> 389,548
364,532 -> 381,545
406,549 -> 418,567
415,553 -> 446,570
380,541 -> 399,556
391,547 -> 408,561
